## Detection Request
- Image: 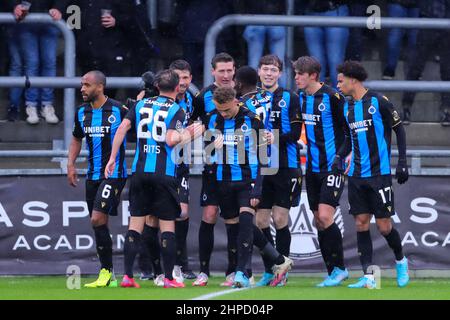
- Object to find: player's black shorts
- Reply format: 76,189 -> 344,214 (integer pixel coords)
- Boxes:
305,171 -> 345,211
217,181 -> 253,220
259,168 -> 302,210
177,166 -> 190,204
348,175 -> 395,219
200,168 -> 219,207
85,178 -> 126,216
129,173 -> 181,220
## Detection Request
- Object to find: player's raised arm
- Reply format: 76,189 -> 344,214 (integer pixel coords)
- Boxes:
105,119 -> 131,178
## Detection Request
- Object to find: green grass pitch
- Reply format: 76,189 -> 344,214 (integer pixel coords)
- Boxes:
1,275 -> 450,300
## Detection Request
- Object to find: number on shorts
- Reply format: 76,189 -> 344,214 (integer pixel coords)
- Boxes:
327,174 -> 342,188
102,184 -> 112,199
137,107 -> 168,141
378,186 -> 392,204
291,178 -> 298,193
181,177 -> 188,190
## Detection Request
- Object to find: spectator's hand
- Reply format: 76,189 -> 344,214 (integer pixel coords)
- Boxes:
14,5 -> 27,21
101,14 -> 116,28
67,165 -> 78,187
49,9 -> 62,21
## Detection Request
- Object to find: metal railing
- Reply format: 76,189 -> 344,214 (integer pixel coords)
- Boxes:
1,149 -> 449,176
204,14 -> 450,86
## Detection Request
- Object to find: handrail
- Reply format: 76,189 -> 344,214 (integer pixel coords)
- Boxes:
204,14 -> 450,86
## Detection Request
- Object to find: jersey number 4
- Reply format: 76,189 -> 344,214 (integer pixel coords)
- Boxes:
137,107 -> 168,142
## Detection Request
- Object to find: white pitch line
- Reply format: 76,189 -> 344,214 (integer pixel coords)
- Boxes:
191,287 -> 253,300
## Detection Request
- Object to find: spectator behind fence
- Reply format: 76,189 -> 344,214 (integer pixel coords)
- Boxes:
123,0 -> 159,99
2,1 -> 22,122
383,0 -> 419,80
241,1 -> 287,86
401,0 -> 450,126
12,0 -> 69,125
73,0 -> 134,99
177,0 -> 235,87
302,0 -> 350,88
345,0 -> 373,62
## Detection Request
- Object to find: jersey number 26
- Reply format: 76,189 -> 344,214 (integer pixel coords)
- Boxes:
137,108 -> 168,142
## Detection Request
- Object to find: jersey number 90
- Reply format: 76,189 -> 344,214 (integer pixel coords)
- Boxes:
137,108 -> 168,142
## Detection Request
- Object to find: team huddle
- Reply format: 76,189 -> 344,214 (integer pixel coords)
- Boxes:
67,52 -> 410,290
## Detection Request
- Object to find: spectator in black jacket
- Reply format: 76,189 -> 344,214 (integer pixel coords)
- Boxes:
177,0 -> 235,86
73,0 -> 134,98
401,0 -> 450,125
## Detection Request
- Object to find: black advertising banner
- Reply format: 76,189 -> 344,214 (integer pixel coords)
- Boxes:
0,175 -> 449,275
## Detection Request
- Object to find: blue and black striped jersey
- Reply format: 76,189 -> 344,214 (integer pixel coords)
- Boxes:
300,84 -> 346,173
192,84 -> 219,171
240,88 -> 272,128
204,106 -> 266,182
191,84 -> 218,121
344,90 -> 402,178
267,87 -> 302,169
73,98 -> 128,180
176,91 -> 194,174
177,91 -> 194,125
126,95 -> 186,177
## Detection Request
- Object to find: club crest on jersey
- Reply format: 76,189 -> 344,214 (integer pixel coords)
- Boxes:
368,105 -> 377,115
278,99 -> 287,108
108,114 -> 116,124
318,103 -> 326,112
240,123 -> 249,133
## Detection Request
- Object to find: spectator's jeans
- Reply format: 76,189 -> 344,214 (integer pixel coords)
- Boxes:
243,26 -> 286,86
18,24 -> 59,107
384,3 -> 419,76
7,25 -> 23,110
304,5 -> 349,88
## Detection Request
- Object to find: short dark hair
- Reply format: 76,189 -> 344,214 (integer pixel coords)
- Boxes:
87,70 -> 106,86
235,66 -> 258,87
258,54 -> 283,71
154,69 -> 179,92
337,60 -> 368,82
211,52 -> 235,69
169,59 -> 192,74
213,87 -> 236,104
292,56 -> 321,80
